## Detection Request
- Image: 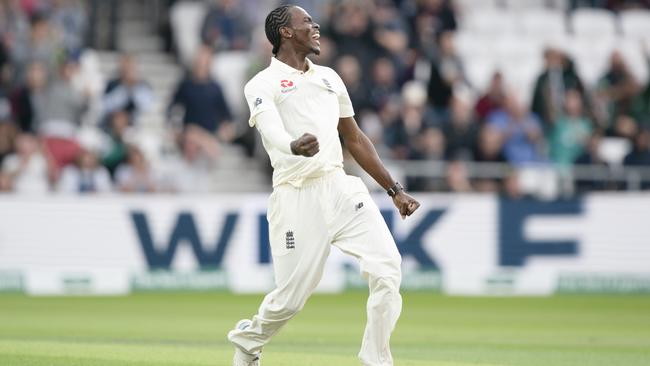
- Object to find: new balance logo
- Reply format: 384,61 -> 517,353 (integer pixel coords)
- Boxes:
355,202 -> 364,211
286,230 -> 295,249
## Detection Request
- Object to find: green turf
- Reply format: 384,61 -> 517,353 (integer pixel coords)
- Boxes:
0,292 -> 649,366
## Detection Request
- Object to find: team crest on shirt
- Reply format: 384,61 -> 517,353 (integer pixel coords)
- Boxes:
286,230 -> 295,249
280,79 -> 297,93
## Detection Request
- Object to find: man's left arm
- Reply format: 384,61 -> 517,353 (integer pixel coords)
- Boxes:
338,116 -> 420,218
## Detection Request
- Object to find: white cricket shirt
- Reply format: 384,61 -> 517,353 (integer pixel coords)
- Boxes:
244,57 -> 355,187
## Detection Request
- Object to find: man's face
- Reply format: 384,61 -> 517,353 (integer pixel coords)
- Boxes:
284,7 -> 320,55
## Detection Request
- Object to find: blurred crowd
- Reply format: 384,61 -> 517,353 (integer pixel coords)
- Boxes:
0,0 -> 649,195
268,0 -> 650,194
0,0 -> 239,194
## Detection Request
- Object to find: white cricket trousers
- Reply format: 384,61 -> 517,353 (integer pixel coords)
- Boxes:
228,169 -> 402,366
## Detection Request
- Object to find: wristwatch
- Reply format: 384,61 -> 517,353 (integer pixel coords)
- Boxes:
386,182 -> 404,197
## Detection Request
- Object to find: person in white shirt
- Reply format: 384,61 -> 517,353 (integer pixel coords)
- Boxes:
227,5 -> 420,366
58,149 -> 112,194
1,133 -> 49,194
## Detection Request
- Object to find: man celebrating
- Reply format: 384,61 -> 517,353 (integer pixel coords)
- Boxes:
227,5 -> 420,366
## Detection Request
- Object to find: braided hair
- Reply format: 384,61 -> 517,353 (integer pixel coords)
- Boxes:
265,5 -> 294,55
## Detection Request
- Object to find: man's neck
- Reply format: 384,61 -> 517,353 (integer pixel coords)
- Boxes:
276,51 -> 310,72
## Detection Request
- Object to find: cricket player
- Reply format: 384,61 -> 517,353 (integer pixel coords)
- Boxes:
227,5 -> 420,366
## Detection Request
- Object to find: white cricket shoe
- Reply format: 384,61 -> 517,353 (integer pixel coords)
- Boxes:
231,319 -> 261,366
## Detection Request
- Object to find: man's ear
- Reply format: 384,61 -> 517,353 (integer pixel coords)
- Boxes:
279,26 -> 293,39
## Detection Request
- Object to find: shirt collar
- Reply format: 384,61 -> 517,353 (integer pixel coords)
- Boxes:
270,57 -> 315,75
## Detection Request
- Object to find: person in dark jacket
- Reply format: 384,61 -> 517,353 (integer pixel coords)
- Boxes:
168,46 -> 234,143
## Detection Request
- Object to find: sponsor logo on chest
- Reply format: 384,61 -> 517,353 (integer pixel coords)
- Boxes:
280,79 -> 297,93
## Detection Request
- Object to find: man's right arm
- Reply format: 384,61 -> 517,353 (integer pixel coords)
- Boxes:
255,110 -> 320,156
245,80 -> 319,157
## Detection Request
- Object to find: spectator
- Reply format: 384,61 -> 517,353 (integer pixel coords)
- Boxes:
632,76 -> 650,130
58,148 -> 112,193
474,124 -> 505,161
328,2 -> 380,71
548,89 -> 593,166
631,44 -> 650,129
0,96 -> 16,165
1,133 -> 49,193
502,170 -> 524,199
612,114 -> 638,140
574,130 -> 611,192
445,159 -> 472,192
368,57 -> 400,111
38,58 -> 88,138
412,126 -> 446,161
407,126 -> 446,191
475,71 -> 505,123
158,127 -> 216,193
371,1 -> 411,78
100,110 -> 130,175
10,61 -> 47,133
0,37 -> 8,85
115,145 -> 156,193
0,0 -> 30,54
623,128 -> 650,189
531,47 -> 586,129
623,129 -> 650,167
409,0 -> 457,59
9,11 -> 62,86
378,98 -> 405,157
200,0 -> 251,51
487,94 -> 545,165
386,81 -> 434,159
335,54 -> 371,115
444,95 -> 479,160
36,58 -> 87,174
169,46 -> 234,143
102,53 -> 155,126
595,51 -> 642,131
473,126 -> 506,192
49,0 -> 87,54
427,31 -> 468,113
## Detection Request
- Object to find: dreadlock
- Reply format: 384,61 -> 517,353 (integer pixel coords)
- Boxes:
265,5 -> 294,55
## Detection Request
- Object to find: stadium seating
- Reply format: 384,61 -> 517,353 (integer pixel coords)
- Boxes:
453,31 -> 493,65
570,8 -> 618,38
519,9 -> 567,37
619,9 -> 650,41
461,9 -> 519,37
567,36 -> 617,87
211,51 -> 251,119
498,0 -> 569,10
454,0 -> 499,14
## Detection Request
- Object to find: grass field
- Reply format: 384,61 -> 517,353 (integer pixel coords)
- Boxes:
1,292 -> 649,366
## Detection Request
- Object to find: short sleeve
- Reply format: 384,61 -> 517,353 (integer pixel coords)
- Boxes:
332,71 -> 355,118
244,79 -> 277,127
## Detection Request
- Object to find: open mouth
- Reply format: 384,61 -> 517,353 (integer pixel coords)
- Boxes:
311,33 -> 320,46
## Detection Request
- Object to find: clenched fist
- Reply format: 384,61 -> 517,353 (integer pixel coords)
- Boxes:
290,133 -> 320,157
392,191 -> 420,219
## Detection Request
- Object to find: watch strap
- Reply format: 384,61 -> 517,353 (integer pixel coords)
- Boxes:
386,182 -> 404,197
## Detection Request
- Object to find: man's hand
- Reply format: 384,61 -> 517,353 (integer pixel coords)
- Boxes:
290,133 -> 319,157
392,191 -> 420,219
